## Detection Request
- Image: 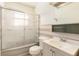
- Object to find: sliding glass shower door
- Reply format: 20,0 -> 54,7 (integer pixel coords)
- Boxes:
1,8 -> 38,56
2,9 -> 25,55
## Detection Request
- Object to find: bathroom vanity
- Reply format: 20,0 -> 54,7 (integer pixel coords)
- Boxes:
39,32 -> 79,56
42,39 -> 79,56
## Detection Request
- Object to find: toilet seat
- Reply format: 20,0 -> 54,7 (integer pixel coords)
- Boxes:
29,46 -> 42,56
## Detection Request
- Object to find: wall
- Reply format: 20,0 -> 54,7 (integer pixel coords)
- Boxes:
39,3 -> 79,46
36,2 -> 56,25
38,2 -> 79,25
55,2 -> 79,24
40,25 -> 52,38
40,25 -> 52,32
3,2 -> 35,15
36,3 -> 55,37
52,3 -> 79,45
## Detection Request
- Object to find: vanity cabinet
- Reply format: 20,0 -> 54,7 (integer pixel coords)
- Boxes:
42,43 -> 52,56
42,42 -> 71,56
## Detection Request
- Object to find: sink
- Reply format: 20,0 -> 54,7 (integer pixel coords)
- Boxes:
48,39 -> 76,50
48,40 -> 62,47
48,38 -> 72,48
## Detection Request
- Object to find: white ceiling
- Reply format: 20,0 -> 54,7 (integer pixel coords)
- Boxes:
20,2 -> 68,8
20,2 -> 39,8
19,2 -> 58,8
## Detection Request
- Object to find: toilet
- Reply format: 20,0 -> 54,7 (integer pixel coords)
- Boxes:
29,36 -> 50,56
29,46 -> 42,56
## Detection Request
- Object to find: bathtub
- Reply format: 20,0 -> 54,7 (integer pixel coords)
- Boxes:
2,43 -> 38,56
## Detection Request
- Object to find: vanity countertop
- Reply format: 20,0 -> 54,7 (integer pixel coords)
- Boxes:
42,39 -> 79,56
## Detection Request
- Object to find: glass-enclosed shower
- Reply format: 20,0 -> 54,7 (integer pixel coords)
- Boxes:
0,7 -> 39,56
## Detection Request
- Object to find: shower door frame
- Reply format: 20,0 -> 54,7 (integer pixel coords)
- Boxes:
0,6 -> 39,56
1,7 -> 26,55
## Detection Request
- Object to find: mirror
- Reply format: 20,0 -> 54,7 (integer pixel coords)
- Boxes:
52,24 -> 79,34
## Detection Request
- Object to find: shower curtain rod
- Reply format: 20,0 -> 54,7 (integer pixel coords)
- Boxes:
0,6 -> 24,13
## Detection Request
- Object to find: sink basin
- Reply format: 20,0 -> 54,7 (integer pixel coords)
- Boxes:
47,40 -> 62,47
48,39 -> 71,48
48,39 -> 77,50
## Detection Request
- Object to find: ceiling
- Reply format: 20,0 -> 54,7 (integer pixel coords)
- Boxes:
20,2 -> 39,8
20,2 -> 67,8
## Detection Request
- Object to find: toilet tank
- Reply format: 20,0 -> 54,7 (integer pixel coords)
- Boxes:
39,36 -> 51,47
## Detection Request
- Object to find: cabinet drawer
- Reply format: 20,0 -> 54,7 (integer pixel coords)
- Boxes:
43,42 -> 72,56
50,46 -> 72,56
42,43 -> 56,56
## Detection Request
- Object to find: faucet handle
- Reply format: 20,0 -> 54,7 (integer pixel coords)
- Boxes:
60,38 -> 66,42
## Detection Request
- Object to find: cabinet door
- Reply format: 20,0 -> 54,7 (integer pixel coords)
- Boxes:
50,46 -> 72,56
42,43 -> 65,56
54,49 -> 72,56
42,43 -> 52,56
42,42 -> 72,56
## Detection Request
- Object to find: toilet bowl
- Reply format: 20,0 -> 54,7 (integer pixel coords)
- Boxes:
29,46 -> 42,56
29,36 -> 48,56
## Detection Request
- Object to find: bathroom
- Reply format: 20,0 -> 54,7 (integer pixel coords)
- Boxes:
0,2 -> 79,56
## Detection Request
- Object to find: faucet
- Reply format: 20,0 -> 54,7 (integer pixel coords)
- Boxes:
52,35 -> 66,42
59,36 -> 66,42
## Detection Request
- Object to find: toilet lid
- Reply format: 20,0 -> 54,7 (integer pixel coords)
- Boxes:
29,46 -> 42,54
30,46 -> 41,51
